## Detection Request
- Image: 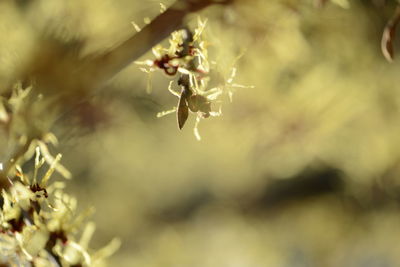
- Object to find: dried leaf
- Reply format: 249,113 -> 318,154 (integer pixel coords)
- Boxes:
382,5 -> 400,62
177,92 -> 189,129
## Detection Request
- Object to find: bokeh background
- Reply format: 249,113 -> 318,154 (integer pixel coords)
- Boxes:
2,0 -> 400,266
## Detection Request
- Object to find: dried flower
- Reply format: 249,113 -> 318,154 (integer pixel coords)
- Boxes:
138,17 -> 252,140
0,86 -> 119,266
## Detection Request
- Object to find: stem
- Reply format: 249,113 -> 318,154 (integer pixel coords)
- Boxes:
83,0 -> 231,85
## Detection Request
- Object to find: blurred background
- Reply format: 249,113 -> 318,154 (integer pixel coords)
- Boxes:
2,0 -> 400,266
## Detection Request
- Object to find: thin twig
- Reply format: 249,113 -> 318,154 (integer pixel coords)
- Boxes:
83,0 -> 231,85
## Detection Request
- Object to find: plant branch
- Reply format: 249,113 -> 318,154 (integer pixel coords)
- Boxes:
83,0 -> 232,85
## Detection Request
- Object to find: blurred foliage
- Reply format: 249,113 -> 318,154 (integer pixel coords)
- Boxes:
2,0 -> 400,266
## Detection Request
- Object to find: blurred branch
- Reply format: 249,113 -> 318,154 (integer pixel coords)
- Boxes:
13,0 -> 232,124
243,167 -> 344,213
84,0 -> 232,85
